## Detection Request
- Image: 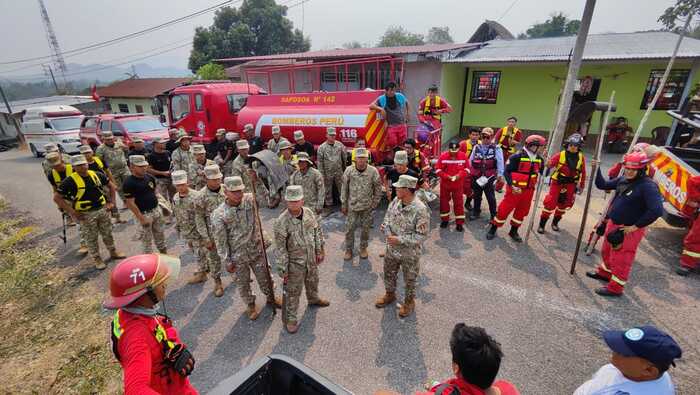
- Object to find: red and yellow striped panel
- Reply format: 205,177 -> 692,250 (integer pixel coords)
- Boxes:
363,111 -> 386,151
650,153 -> 689,211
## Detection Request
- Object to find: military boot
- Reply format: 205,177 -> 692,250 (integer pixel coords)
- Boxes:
213,278 -> 224,297
188,272 -> 207,284
246,303 -> 260,320
537,217 -> 548,234
486,223 -> 497,240
375,292 -> 396,308
359,248 -> 368,259
508,226 -> 522,243
109,249 -> 126,260
77,245 -> 89,255
308,298 -> 330,307
398,297 -> 415,318
267,295 -> 283,308
286,321 -> 299,334
94,257 -> 107,270
551,216 -> 562,232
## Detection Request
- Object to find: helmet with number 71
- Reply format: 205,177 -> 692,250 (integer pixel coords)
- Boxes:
103,254 -> 181,309
622,152 -> 649,170
525,134 -> 547,147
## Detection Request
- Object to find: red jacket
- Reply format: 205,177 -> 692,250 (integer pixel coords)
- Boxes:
494,127 -> 522,153
547,150 -> 586,189
114,309 -> 198,395
435,151 -> 468,186
417,377 -> 519,395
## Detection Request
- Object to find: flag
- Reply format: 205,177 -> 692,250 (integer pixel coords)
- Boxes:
91,84 -> 100,102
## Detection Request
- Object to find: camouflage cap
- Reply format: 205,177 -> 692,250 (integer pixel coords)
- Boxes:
171,170 -> 188,185
296,151 -> 313,163
394,150 -> 408,165
176,131 -> 191,143
223,176 -> 245,192
272,125 -> 281,134
392,174 -> 418,189
129,155 -> 148,167
236,139 -> 249,150
204,164 -> 223,180
354,147 -> 369,158
216,128 -> 227,136
78,145 -> 93,154
71,154 -> 88,166
46,152 -> 62,166
326,127 -> 336,136
225,132 -> 238,141
285,185 -> 304,202
44,142 -> 59,152
132,137 -> 144,144
192,144 -> 206,154
278,140 -> 292,150
244,123 -> 254,131
101,131 -> 114,139
293,130 -> 304,141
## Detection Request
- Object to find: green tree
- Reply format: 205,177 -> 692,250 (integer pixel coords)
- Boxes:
377,26 -> 425,47
659,0 -> 700,31
342,41 -> 364,49
196,63 -> 227,80
426,26 -> 454,44
188,0 -> 310,73
519,12 -> 581,39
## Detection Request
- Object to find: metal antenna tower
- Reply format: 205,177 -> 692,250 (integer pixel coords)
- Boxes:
37,0 -> 67,87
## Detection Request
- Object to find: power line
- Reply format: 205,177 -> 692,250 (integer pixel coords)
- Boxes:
498,0 -> 520,22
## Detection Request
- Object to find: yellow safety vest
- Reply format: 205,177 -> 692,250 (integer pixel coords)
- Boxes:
51,164 -> 73,186
498,127 -> 521,153
551,151 -> 584,182
111,309 -> 176,362
423,96 -> 442,119
69,170 -> 106,211
91,157 -> 105,171
464,139 -> 481,158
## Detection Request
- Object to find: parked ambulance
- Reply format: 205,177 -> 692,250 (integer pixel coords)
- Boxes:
22,105 -> 84,157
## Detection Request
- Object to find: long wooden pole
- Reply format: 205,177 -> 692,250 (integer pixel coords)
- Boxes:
249,169 -> 277,317
570,92 -> 615,274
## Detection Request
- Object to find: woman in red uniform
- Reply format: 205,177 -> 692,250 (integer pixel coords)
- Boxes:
104,254 -> 198,394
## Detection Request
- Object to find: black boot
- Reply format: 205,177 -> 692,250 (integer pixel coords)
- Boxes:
464,198 -> 473,212
537,217 -> 548,234
455,224 -> 464,232
676,266 -> 691,276
552,216 -> 562,232
508,226 -> 522,242
486,223 -> 497,240
440,221 -> 449,228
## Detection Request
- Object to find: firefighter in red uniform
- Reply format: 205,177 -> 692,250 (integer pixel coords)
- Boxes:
417,85 -> 453,130
677,175 -> 700,276
537,133 -> 586,233
487,135 -> 546,242
436,141 -> 469,232
459,128 -> 481,211
494,116 -> 523,161
104,254 -> 198,394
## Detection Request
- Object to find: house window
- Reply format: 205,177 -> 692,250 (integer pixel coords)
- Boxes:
470,71 -> 501,104
117,103 -> 129,113
641,69 -> 690,110
135,104 -> 144,113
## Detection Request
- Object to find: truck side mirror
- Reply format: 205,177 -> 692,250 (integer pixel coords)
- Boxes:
160,114 -> 166,124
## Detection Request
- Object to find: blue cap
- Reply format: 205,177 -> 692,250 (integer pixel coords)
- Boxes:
603,326 -> 682,368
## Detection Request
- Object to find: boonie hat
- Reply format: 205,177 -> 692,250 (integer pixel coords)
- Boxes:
354,147 -> 369,158
101,131 -> 114,139
223,176 -> 245,192
285,185 -> 303,202
278,140 -> 292,151
78,145 -> 93,154
326,127 -> 336,136
272,125 -> 281,134
603,326 -> 682,368
129,155 -> 148,167
296,151 -> 313,164
393,174 -> 418,189
394,150 -> 408,165
236,140 -> 250,150
244,123 -> 254,132
192,144 -> 206,155
204,164 -> 223,180
294,130 -> 304,141
176,131 -> 191,143
71,154 -> 88,166
153,137 -> 166,144
216,128 -> 226,136
46,152 -> 62,166
171,170 -> 188,185
44,143 -> 59,152
132,137 -> 144,144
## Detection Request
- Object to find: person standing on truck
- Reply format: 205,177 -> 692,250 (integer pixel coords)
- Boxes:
459,129 -> 481,212
292,130 -> 315,160
128,138 -> 148,158
436,141 -> 469,232
289,152 -> 325,216
123,155 -> 168,255
487,135 -> 546,242
537,133 -> 586,234
95,131 -> 131,218
267,125 -> 289,154
317,127 -> 346,211
273,185 -> 329,334
678,175 -> 700,276
188,144 -> 214,191
104,254 -> 198,395
586,152 -> 663,297
417,84 -> 452,129
469,128 -> 504,221
165,128 -> 180,153
369,81 -> 410,151
244,123 -> 263,155
494,116 -> 522,161
212,176 -> 282,321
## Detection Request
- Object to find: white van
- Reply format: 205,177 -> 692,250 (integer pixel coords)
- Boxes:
22,105 -> 84,157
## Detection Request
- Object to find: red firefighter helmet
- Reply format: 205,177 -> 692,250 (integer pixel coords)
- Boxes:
525,134 -> 546,147
631,142 -> 649,153
622,152 -> 649,170
103,254 -> 181,309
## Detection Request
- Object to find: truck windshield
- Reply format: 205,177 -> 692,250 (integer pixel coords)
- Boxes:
49,117 -> 83,131
121,118 -> 165,133
171,94 -> 190,121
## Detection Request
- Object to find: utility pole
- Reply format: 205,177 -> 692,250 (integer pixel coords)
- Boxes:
42,64 -> 59,93
37,0 -> 68,88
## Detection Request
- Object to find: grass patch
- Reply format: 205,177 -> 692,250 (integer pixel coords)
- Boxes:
0,196 -> 121,394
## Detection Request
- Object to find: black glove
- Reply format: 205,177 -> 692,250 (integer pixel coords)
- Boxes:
165,343 -> 195,377
595,221 -> 607,236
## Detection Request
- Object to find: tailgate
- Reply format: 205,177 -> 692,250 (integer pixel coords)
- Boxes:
649,148 -> 699,214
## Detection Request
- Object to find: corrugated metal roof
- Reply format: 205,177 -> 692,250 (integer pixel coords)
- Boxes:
2,95 -> 95,114
216,43 -> 479,64
448,32 -> 700,63
97,77 -> 191,98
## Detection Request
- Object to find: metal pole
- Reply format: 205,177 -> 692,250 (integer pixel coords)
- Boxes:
248,168 -> 277,317
0,83 -> 26,146
46,65 -> 59,93
571,92 -> 615,274
548,0 -> 597,157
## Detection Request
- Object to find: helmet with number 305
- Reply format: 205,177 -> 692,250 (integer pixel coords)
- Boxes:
104,254 -> 181,309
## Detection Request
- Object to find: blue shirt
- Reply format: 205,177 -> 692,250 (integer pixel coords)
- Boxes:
469,144 -> 504,176
377,92 -> 407,108
595,168 -> 663,228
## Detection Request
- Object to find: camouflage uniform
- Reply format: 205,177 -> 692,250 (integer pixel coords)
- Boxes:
212,193 -> 274,304
289,167 -> 325,213
274,206 -> 325,323
317,140 -> 346,206
173,189 -> 208,273
188,159 -> 215,190
80,208 -> 116,260
194,186 -> 225,279
95,143 -> 130,202
267,136 -> 290,154
341,164 -> 383,252
231,155 -> 269,203
170,147 -> 195,173
382,197 -> 430,299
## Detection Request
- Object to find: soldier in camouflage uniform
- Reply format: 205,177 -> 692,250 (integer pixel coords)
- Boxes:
273,185 -> 329,334
376,174 -> 430,318
170,132 -> 195,173
53,155 -> 125,269
212,176 -> 282,320
289,152 -> 324,215
317,127 -> 346,210
188,144 -> 214,190
41,143 -> 71,177
194,164 -> 226,297
341,147 -> 383,261
267,125 -> 290,154
171,170 -> 209,279
95,131 -> 130,219
231,139 -> 269,206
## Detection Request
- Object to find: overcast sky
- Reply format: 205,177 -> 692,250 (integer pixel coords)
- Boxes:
0,0 -> 677,80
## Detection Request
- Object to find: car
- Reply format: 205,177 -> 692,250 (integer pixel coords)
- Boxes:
22,105 -> 84,157
79,113 -> 169,151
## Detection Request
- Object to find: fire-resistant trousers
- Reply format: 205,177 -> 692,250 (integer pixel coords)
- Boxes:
386,124 -> 408,151
541,182 -> 576,220
681,215 -> 700,270
596,221 -> 646,294
492,186 -> 534,228
440,181 -> 465,225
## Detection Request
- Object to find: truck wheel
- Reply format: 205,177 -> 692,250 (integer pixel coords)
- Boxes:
30,143 -> 42,158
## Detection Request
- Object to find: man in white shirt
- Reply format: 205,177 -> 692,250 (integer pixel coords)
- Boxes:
574,325 -> 682,395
